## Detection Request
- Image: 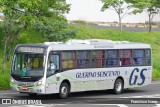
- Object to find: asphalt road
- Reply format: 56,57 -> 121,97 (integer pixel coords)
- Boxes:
0,80 -> 160,107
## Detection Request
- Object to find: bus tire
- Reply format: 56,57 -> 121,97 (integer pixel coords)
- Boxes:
113,78 -> 123,94
59,82 -> 69,99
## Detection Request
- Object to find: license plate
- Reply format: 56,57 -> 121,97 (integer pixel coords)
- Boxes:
22,86 -> 28,90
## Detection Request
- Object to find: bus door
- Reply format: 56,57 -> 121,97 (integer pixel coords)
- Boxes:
46,52 -> 60,93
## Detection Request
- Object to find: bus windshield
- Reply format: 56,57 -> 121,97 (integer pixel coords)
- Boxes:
12,53 -> 44,77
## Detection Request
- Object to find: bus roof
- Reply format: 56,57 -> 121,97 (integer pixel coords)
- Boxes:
16,39 -> 151,51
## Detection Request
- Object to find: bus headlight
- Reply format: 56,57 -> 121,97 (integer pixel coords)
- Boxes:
11,77 -> 14,83
37,81 -> 42,86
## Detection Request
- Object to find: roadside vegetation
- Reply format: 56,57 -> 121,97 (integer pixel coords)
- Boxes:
0,22 -> 47,89
100,0 -> 160,32
0,24 -> 160,89
0,0 -> 159,90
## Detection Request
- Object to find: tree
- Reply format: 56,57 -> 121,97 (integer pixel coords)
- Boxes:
100,0 -> 133,31
125,0 -> 160,33
33,18 -> 76,41
2,15 -> 22,68
0,0 -> 76,68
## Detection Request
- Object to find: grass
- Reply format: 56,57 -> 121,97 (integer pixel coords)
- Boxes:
0,25 -> 160,90
0,52 -> 10,90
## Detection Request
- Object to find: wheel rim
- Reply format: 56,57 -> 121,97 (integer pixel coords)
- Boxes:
116,81 -> 122,92
61,86 -> 68,96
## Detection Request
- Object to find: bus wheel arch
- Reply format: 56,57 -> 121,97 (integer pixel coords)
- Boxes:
59,79 -> 71,99
113,76 -> 124,94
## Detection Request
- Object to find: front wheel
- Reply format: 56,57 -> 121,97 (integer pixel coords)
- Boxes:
59,82 -> 70,99
113,78 -> 124,94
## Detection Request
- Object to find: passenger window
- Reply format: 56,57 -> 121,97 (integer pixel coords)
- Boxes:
106,50 -> 119,67
61,52 -> 76,69
120,50 -> 131,66
145,49 -> 151,65
91,51 -> 104,67
133,50 -> 145,66
77,51 -> 90,68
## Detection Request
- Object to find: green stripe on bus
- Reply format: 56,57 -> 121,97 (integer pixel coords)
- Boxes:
10,82 -> 43,89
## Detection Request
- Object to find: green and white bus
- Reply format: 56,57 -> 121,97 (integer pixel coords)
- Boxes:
10,39 -> 152,98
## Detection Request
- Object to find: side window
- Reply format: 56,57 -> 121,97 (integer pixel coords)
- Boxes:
120,50 -> 131,66
133,50 -> 145,66
49,55 -> 60,70
77,51 -> 90,68
47,54 -> 60,76
145,49 -> 151,65
106,50 -> 119,67
91,50 -> 104,68
61,51 -> 76,69
13,54 -> 21,75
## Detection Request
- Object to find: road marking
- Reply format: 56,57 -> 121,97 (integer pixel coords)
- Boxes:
120,94 -> 160,98
8,104 -> 67,107
151,82 -> 160,85
8,104 -> 128,107
6,104 -> 129,107
66,98 -> 125,104
155,104 -> 160,107
0,92 -> 19,96
86,104 -> 128,107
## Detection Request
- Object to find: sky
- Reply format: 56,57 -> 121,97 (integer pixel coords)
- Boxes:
65,0 -> 159,23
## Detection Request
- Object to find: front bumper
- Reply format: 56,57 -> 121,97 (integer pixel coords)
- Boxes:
10,82 -> 45,94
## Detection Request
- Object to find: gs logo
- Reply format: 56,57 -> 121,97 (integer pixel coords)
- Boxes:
129,68 -> 147,86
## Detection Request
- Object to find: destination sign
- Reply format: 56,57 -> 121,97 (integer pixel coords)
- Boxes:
17,47 -> 44,53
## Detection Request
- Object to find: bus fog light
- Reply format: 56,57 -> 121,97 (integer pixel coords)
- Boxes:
11,79 -> 14,83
